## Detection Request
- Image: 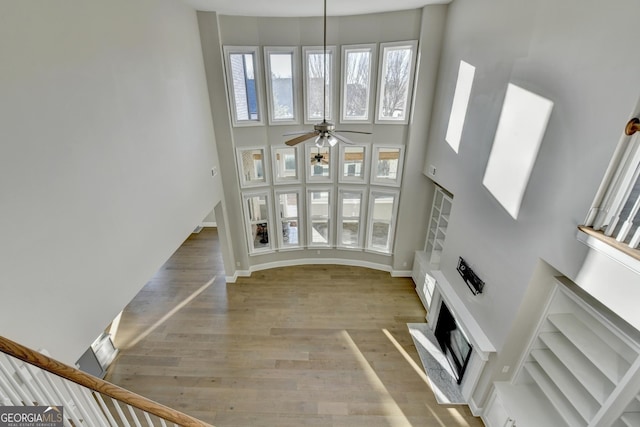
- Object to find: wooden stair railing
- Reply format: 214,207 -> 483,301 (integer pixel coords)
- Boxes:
0,335 -> 213,427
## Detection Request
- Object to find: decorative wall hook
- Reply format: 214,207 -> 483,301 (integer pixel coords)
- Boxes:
625,118 -> 639,136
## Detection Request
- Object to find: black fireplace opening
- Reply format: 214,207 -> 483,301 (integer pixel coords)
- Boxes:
434,301 -> 473,384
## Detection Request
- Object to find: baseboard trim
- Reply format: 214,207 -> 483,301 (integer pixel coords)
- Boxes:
468,396 -> 483,417
248,258 -> 392,274
225,270 -> 250,283
201,222 -> 217,227
391,269 -> 412,277
226,261 -> 412,282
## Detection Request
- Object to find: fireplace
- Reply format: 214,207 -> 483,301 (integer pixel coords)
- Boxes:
426,270 -> 496,414
434,301 -> 473,384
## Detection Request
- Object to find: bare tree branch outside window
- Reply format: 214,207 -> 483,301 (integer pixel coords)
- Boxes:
307,51 -> 332,121
380,47 -> 412,119
344,50 -> 371,120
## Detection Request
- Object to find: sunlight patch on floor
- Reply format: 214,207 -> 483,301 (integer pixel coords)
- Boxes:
114,277 -> 215,349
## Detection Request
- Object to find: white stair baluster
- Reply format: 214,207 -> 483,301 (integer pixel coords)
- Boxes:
127,403 -> 144,427
110,398 -> 133,427
95,392 -> 119,427
0,354 -> 35,405
41,370 -> 84,427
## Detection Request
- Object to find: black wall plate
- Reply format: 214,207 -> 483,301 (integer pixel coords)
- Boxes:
457,257 -> 484,295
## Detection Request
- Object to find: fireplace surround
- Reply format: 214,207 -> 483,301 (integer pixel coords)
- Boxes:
426,271 -> 496,413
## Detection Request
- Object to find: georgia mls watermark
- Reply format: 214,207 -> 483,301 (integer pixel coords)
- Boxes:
0,406 -> 63,427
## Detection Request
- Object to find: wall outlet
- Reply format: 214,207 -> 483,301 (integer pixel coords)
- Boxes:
501,365 -> 510,374
211,166 -> 218,177
428,164 -> 436,176
402,261 -> 407,267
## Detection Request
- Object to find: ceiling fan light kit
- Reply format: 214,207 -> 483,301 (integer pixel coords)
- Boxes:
283,0 -> 371,148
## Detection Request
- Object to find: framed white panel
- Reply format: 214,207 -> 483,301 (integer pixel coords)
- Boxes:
337,187 -> 367,249
375,41 -> 418,124
223,46 -> 265,127
271,145 -> 301,185
274,188 -> 303,250
482,83 -> 554,219
241,191 -> 274,254
339,144 -> 370,184
264,46 -> 300,125
305,144 -> 334,183
366,188 -> 400,254
371,145 -> 405,187
236,147 -> 269,188
307,187 -> 333,248
341,44 -> 376,123
302,46 -> 336,124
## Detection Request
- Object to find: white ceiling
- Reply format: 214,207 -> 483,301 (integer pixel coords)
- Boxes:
183,0 -> 451,17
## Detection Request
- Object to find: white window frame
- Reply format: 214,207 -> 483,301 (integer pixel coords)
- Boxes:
223,46 -> 265,127
302,46 -> 336,124
307,187 -> 334,248
264,46 -> 300,125
375,40 -> 418,124
236,147 -> 269,188
371,145 -> 405,187
366,188 -> 400,255
242,191 -> 275,255
305,143 -> 335,183
337,187 -> 367,250
271,145 -> 301,185
339,143 -> 370,184
341,44 -> 377,124
274,188 -> 304,250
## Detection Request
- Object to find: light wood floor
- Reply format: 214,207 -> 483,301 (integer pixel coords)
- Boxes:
106,228 -> 484,427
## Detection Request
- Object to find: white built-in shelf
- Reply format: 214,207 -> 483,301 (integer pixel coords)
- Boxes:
530,348 -> 599,419
548,313 -> 630,384
524,362 -> 585,426
539,332 -> 614,403
484,279 -> 640,427
622,412 -> 640,426
423,186 -> 452,267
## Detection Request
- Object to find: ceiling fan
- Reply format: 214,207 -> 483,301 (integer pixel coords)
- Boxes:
283,0 -> 371,148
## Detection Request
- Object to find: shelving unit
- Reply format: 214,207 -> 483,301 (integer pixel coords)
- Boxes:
424,185 -> 452,267
412,185 -> 453,312
483,278 -> 640,427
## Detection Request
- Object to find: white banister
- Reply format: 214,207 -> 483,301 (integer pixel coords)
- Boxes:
0,335 -> 214,427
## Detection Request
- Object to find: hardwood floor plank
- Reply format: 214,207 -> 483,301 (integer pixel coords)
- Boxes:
106,228 -> 484,426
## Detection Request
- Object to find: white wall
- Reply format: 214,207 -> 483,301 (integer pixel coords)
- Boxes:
0,0 -> 222,363
424,0 -> 640,350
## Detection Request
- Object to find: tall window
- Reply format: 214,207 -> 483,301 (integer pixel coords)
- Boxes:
341,44 -> 375,123
303,47 -> 335,123
307,188 -> 332,247
376,41 -> 418,124
367,190 -> 399,253
242,192 -> 273,254
264,47 -> 299,124
371,145 -> 405,187
338,189 -> 365,249
223,46 -> 263,126
276,190 -> 302,249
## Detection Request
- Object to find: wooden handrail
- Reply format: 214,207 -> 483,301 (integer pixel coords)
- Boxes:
0,335 -> 213,427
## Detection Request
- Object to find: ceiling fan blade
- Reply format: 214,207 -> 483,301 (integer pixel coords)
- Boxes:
283,130 -> 313,136
334,130 -> 372,135
285,132 -> 318,146
333,132 -> 355,145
